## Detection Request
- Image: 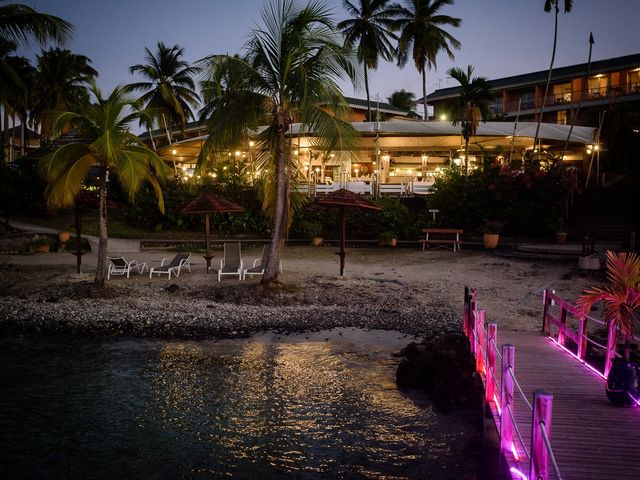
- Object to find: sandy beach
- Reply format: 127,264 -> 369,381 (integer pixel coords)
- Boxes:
0,245 -> 602,339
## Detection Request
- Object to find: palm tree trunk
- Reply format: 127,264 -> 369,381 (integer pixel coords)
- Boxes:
147,126 -> 157,151
464,136 -> 470,176
533,3 -> 559,152
364,64 -> 371,122
263,110 -> 291,284
95,165 -> 108,287
162,113 -> 172,145
422,65 -> 428,121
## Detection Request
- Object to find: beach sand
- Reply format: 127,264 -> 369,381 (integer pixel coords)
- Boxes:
0,245 -> 602,338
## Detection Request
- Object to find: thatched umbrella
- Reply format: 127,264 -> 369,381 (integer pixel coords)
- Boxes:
307,188 -> 381,276
180,192 -> 244,273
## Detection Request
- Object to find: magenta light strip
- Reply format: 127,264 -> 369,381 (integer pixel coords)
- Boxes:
510,442 -> 520,461
547,337 -> 607,380
509,466 -> 528,480
628,392 -> 640,407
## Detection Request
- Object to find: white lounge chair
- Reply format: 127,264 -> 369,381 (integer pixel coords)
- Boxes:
243,245 -> 282,280
217,242 -> 243,281
107,256 -> 147,280
149,253 -> 191,280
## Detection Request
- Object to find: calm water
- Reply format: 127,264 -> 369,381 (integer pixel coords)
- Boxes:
0,332 -> 476,479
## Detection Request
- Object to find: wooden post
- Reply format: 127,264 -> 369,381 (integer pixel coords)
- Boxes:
604,320 -> 618,378
577,314 -> 589,361
464,286 -> 470,337
500,344 -> 515,456
469,299 -> 477,356
476,309 -> 486,374
541,289 -> 549,333
557,304 -> 568,346
529,390 -> 554,480
486,323 -> 498,404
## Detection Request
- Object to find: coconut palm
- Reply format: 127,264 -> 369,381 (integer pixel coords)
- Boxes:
0,2 -> 71,47
127,42 -> 200,145
40,84 -> 169,287
197,0 -> 358,284
387,88 -> 419,117
30,48 -> 97,140
337,0 -> 399,121
577,251 -> 640,362
531,0 -> 574,153
394,0 -> 461,121
448,65 -> 492,175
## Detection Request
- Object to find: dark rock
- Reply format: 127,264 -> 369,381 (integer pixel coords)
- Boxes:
396,332 -> 482,409
166,284 -> 180,293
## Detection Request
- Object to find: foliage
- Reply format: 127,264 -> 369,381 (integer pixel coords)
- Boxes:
0,3 -> 72,48
577,251 -> 640,359
29,233 -> 50,246
387,88 -> 419,117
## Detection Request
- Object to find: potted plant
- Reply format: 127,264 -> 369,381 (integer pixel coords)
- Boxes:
577,251 -> 640,406
304,220 -> 324,246
29,234 -> 51,253
554,217 -> 567,243
378,231 -> 397,247
482,220 -> 503,249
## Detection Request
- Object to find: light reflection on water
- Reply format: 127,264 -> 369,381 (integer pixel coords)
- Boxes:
0,333 -> 476,479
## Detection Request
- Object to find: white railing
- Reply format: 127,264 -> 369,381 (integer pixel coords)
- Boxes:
464,287 -> 563,480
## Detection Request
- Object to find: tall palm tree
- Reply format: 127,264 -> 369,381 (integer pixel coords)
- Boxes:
532,0 -> 574,153
198,0 -> 358,284
40,84 -> 169,287
1,46 -> 34,157
30,48 -> 97,140
337,0 -> 399,121
127,42 -> 200,145
0,2 -> 71,47
387,88 -> 419,117
448,65 -> 492,175
394,0 -> 461,121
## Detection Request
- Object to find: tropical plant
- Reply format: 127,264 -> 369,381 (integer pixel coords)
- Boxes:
387,88 -> 419,117
197,0 -> 358,284
40,84 -> 170,286
577,251 -> 640,361
447,65 -> 493,175
394,0 -> 461,121
337,0 -> 399,121
531,0 -> 574,152
127,42 -> 200,145
0,2 -> 71,47
30,48 -> 97,140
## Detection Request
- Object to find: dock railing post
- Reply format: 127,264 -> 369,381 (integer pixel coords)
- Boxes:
541,289 -> 549,333
557,303 -> 568,346
469,298 -> 477,356
464,286 -> 470,337
604,319 -> 618,378
577,313 -> 589,361
476,309 -> 486,374
530,390 -> 553,480
500,344 -> 515,456
486,323 -> 497,404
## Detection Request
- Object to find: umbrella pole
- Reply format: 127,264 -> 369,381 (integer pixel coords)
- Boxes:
339,206 -> 346,276
204,213 -> 212,273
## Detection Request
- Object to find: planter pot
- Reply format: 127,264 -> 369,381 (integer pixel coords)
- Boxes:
311,236 -> 323,247
606,360 -> 639,406
483,233 -> 499,249
58,231 -> 71,243
378,238 -> 397,247
30,244 -> 50,253
555,232 -> 567,243
389,238 -> 397,247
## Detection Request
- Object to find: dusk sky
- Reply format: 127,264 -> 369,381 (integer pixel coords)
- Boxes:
19,0 -> 640,104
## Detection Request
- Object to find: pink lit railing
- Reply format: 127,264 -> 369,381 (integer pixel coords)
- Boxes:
464,288 -> 563,480
542,289 -> 640,379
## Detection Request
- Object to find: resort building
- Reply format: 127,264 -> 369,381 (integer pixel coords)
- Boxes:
427,52 -> 640,126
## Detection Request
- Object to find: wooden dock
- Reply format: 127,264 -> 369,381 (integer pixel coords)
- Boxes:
500,330 -> 640,480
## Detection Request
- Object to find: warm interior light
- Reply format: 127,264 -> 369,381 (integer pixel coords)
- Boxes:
235,150 -> 241,157
171,149 -> 177,155
439,114 -> 447,121
249,140 -> 255,147
314,167 -> 320,173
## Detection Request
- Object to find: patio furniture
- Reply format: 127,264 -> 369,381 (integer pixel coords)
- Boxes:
420,228 -> 463,252
243,245 -> 282,280
107,256 -> 147,279
149,253 -> 192,280
217,242 -> 243,281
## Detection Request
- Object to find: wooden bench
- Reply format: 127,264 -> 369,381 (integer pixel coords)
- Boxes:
419,228 -> 463,252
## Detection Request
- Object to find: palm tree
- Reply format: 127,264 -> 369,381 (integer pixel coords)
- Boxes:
448,65 -> 492,175
30,48 -> 97,140
0,2 -> 71,47
532,0 -> 574,153
127,42 -> 200,145
387,88 -> 419,117
40,84 -> 169,287
394,0 -> 461,121
198,0 -> 358,285
337,0 -> 399,121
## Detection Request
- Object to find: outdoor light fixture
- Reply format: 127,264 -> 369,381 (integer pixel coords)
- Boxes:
440,114 -> 447,121
314,167 -> 320,173
586,144 -> 593,155
182,166 -> 187,172
223,166 -> 228,170
235,151 -> 241,157
249,140 -> 255,147
171,149 -> 177,155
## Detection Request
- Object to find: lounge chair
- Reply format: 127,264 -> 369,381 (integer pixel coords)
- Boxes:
243,245 -> 282,280
149,253 -> 191,280
107,256 -> 147,279
217,242 -> 243,281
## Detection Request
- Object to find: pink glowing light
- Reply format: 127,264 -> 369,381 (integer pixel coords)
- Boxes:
511,442 -> 520,461
493,394 -> 502,415
628,392 -> 640,407
548,337 -> 606,380
509,466 -> 528,480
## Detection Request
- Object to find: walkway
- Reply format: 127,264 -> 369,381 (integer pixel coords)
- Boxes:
499,330 -> 640,480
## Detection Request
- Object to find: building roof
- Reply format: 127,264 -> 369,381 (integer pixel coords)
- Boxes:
343,96 -> 409,115
427,52 -> 640,101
